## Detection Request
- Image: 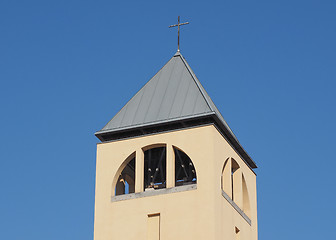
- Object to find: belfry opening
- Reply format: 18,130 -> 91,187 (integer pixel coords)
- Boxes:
144,146 -> 167,190
174,147 -> 196,186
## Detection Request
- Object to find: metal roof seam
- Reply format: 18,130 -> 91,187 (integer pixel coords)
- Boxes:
167,61 -> 187,118
178,68 -> 193,116
130,83 -> 146,125
153,56 -> 178,121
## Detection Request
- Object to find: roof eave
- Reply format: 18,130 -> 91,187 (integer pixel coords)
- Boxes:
95,112 -> 257,169
95,112 -> 215,139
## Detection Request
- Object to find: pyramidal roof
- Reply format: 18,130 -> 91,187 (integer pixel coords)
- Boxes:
96,51 -> 257,169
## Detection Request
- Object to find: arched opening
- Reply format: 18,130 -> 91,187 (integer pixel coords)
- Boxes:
242,174 -> 251,217
174,147 -> 197,186
221,158 -> 242,203
115,156 -> 135,196
144,146 -> 166,190
112,144 -> 198,198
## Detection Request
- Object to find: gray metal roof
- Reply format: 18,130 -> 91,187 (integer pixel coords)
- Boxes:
95,51 -> 257,169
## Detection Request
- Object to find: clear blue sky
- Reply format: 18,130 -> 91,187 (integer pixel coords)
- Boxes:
1,1 -> 335,239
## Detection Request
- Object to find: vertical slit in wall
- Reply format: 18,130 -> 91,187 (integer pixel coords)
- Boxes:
231,170 -> 234,201
147,213 -> 160,240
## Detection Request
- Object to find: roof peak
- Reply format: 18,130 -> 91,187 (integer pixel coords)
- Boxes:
95,52 -> 257,169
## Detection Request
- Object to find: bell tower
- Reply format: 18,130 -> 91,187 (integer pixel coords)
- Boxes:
94,51 -> 258,240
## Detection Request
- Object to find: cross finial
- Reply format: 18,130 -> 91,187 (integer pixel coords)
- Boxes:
169,16 -> 189,51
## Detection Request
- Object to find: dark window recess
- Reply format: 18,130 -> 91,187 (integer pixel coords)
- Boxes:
144,147 -> 166,190
175,148 -> 197,186
115,157 -> 135,196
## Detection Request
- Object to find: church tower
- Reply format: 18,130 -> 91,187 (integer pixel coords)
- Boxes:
94,51 -> 258,240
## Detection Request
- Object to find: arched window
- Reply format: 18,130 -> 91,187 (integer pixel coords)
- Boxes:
174,147 -> 197,186
115,156 -> 135,196
221,157 -> 250,216
144,146 -> 166,190
112,144 -> 198,197
222,158 -> 240,200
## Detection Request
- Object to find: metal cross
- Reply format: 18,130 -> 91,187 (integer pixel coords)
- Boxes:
169,16 -> 189,51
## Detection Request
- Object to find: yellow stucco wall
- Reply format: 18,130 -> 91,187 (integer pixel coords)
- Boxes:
94,124 -> 258,240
